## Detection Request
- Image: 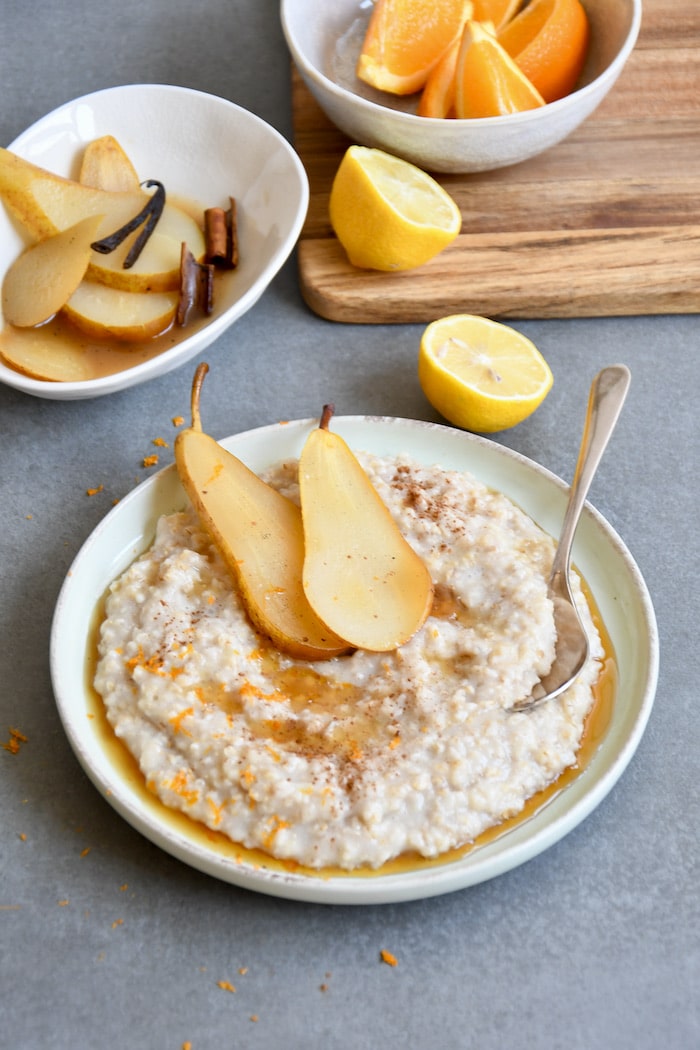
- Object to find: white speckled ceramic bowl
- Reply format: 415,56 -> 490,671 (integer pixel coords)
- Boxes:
281,0 -> 642,173
51,416 -> 658,904
0,84 -> 308,400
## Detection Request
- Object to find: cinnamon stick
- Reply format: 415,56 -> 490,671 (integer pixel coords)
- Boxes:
177,243 -> 214,327
204,197 -> 239,269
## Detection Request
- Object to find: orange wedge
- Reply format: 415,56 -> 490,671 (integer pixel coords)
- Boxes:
454,20 -> 545,118
418,38 -> 460,118
472,0 -> 526,32
497,0 -> 590,103
357,0 -> 474,95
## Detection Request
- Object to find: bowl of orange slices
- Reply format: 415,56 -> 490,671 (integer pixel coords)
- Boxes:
281,0 -> 641,173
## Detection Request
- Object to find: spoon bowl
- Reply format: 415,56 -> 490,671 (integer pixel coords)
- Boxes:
513,364 -> 631,712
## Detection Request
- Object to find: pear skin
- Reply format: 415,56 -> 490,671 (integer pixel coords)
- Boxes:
299,405 -> 434,652
0,147 -> 205,292
174,366 -> 350,661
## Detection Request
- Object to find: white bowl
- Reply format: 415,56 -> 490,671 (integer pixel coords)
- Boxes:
50,416 -> 658,904
0,84 -> 309,400
281,0 -> 642,174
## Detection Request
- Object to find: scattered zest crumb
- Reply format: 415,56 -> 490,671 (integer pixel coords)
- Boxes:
152,437 -> 169,448
80,847 -> 91,858
58,899 -> 69,907
238,967 -> 248,975
380,949 -> 398,967
217,980 -> 236,993
86,484 -> 104,496
25,513 -> 32,520
182,1043 -> 192,1050
172,416 -> 185,427
3,726 -> 28,755
143,454 -> 159,468
250,1016 -> 259,1023
111,918 -> 124,929
119,883 -> 128,892
18,833 -> 27,842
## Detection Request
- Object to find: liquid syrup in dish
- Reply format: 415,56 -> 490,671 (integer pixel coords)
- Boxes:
85,583 -> 616,882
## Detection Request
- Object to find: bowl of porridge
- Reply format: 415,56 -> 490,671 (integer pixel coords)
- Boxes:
0,84 -> 308,400
50,415 -> 658,903
281,0 -> 642,173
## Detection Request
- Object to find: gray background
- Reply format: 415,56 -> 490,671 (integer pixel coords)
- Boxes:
1,2 -> 697,1048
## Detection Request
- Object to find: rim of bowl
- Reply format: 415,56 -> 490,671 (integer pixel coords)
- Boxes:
1,83 -> 309,399
281,0 -> 642,131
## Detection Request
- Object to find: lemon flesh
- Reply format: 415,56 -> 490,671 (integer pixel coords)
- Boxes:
418,314 -> 553,432
329,146 -> 461,271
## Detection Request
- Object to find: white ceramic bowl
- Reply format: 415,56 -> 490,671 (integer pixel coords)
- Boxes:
51,416 -> 658,904
281,0 -> 642,174
0,84 -> 309,400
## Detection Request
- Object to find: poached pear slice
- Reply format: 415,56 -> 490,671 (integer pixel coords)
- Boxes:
174,365 -> 351,661
78,135 -> 141,192
63,281 -> 178,341
2,213 -> 103,327
0,147 -> 205,293
299,405 -> 434,652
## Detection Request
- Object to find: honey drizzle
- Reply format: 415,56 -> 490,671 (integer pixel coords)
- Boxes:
85,582 -> 616,881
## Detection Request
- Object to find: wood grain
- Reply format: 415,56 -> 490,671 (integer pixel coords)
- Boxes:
292,0 -> 700,322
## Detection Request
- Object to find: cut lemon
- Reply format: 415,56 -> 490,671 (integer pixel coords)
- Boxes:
329,146 -> 462,272
418,314 -> 553,432
357,0 -> 474,95
497,0 -> 589,103
454,20 -> 545,117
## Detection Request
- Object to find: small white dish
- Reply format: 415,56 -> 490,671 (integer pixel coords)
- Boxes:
0,84 -> 308,400
50,416 -> 658,904
281,0 -> 642,173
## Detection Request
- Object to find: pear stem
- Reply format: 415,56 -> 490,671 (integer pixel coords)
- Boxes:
190,362 -> 209,432
319,403 -> 335,430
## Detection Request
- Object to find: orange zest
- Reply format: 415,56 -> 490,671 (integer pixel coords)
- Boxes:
453,20 -> 545,118
497,0 -> 590,103
357,0 -> 474,95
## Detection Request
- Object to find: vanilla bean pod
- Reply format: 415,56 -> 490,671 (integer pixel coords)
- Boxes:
90,179 -> 166,267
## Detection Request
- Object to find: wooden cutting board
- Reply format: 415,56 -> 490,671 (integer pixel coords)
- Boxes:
292,0 -> 700,322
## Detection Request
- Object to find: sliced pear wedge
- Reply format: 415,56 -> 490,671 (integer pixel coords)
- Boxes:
89,216 -> 205,293
79,135 -> 141,192
174,365 -> 351,661
0,146 -> 149,240
63,281 -> 178,341
2,214 -> 103,327
0,147 -> 205,293
299,405 -> 434,652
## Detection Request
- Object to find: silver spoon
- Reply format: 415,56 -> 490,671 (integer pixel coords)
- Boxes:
512,364 -> 631,712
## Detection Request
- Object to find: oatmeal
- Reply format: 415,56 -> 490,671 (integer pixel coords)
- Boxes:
94,453 -> 604,871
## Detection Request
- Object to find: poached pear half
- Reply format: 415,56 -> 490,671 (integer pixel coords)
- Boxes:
299,405 -> 434,652
174,365 -> 350,661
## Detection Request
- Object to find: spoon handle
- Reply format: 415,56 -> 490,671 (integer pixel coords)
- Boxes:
551,365 -> 631,582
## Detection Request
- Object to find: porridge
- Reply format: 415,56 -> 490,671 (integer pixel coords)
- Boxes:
94,452 -> 604,871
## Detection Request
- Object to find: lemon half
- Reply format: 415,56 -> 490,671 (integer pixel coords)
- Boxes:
418,314 -> 553,432
329,146 -> 462,271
